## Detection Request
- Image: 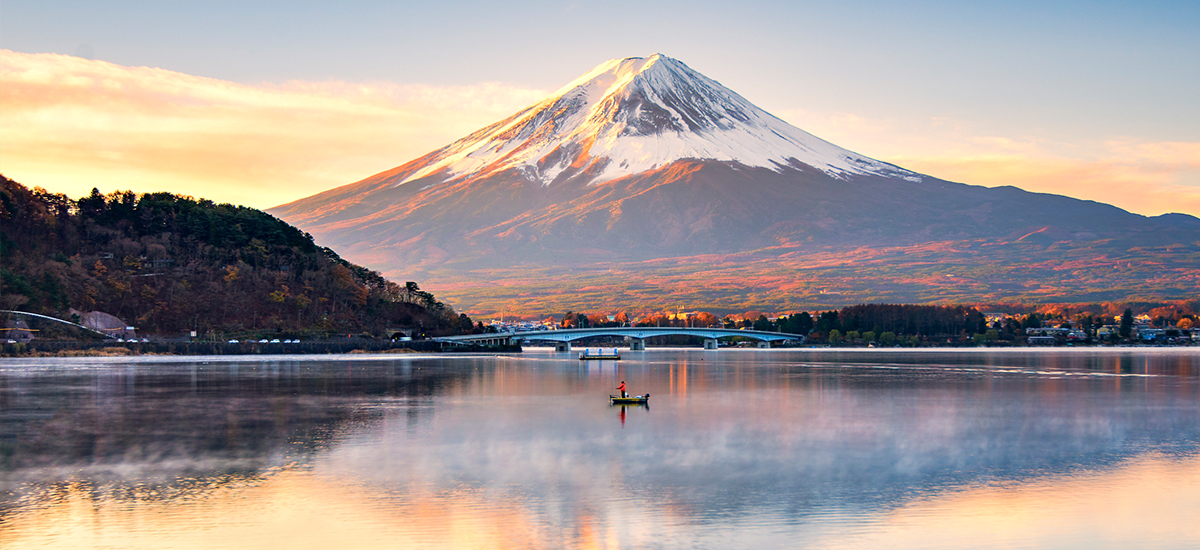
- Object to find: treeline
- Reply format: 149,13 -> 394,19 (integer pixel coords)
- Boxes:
771,303 -> 1197,345
816,304 -> 987,337
0,177 -> 474,337
551,304 -> 987,339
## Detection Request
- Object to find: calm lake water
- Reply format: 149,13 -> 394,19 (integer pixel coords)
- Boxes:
2,348 -> 1199,549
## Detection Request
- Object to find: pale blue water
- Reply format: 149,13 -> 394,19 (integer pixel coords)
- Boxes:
2,348 -> 1199,549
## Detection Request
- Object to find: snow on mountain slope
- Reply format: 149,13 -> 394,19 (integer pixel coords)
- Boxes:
400,54 -> 921,186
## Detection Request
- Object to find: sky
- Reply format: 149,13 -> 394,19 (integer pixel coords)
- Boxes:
2,0 -> 1198,216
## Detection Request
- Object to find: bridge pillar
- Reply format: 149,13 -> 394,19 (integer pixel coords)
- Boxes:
704,338 -> 719,350
757,341 -> 771,349
555,341 -> 571,352
627,338 -> 645,351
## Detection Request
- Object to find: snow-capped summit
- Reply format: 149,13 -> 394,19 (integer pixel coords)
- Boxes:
401,54 -> 919,186
272,53 -> 1200,312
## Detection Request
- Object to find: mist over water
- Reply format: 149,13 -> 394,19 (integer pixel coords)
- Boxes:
2,349 -> 1198,549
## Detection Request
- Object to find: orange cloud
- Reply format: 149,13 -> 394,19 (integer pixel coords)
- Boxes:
0,50 -> 545,208
891,149 -> 1200,217
779,109 -> 1200,217
5,50 -> 1198,217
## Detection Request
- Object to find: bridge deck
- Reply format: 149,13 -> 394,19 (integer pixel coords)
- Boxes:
438,327 -> 804,345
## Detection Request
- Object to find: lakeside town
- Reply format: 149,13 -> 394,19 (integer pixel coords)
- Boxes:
6,180 -> 1199,356
8,303 -> 1196,353
474,308 -> 1199,347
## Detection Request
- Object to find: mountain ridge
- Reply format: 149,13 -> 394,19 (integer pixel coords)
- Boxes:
389,54 -> 919,187
270,54 -> 1200,313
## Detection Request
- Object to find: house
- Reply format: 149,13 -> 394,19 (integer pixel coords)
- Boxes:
2,319 -> 35,342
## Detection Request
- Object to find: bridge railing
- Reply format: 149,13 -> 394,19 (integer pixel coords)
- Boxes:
441,327 -> 805,344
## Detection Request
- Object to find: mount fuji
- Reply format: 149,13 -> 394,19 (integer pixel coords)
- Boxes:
271,54 -> 1200,313
396,54 -> 918,186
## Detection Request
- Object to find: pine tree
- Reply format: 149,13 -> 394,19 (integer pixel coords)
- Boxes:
1119,308 -> 1134,338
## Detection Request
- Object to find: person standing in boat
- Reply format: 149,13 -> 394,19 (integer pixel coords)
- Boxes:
617,380 -> 627,398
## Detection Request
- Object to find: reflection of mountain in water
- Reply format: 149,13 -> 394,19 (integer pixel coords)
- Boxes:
0,358 -> 481,491
320,351 -> 1200,522
3,352 -> 1199,526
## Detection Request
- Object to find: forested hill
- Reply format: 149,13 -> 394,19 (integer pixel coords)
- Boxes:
0,177 -> 473,337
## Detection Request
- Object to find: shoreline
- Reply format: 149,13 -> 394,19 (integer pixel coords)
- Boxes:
3,341 -> 1194,359
1,340 -> 519,358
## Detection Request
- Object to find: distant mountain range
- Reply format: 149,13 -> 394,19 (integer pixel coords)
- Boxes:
271,54 -> 1200,315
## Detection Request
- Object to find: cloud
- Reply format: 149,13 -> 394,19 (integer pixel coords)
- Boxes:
0,50 -> 546,208
4,50 -> 1198,217
890,145 -> 1200,217
778,109 -> 1200,217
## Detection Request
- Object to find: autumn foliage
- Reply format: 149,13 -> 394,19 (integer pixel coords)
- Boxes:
0,177 -> 472,337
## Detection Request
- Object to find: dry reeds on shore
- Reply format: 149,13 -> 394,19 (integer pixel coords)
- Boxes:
19,346 -> 139,357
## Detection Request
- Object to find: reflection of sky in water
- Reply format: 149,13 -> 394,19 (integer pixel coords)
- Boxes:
2,349 -> 1198,549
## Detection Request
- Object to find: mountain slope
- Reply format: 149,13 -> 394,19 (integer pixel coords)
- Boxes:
271,55 -> 1200,313
396,54 -> 919,186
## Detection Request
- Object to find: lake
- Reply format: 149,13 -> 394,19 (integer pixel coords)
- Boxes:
2,348 -> 1199,549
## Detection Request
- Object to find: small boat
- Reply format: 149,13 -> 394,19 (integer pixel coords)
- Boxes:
579,348 -> 620,360
609,394 -> 649,404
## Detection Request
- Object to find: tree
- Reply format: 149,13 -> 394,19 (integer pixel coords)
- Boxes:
0,177 -> 473,337
1003,317 -> 1021,337
694,312 -> 720,327
1119,308 -> 1133,338
779,311 -> 813,335
879,331 -> 896,346
828,329 -> 842,344
966,310 -> 987,334
816,310 -> 840,333
403,281 -> 420,303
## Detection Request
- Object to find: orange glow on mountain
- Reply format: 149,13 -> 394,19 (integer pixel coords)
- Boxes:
4,50 -> 1196,218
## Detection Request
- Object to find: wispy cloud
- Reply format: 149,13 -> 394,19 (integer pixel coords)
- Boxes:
4,50 -> 1198,217
0,50 -> 546,208
777,109 -> 1200,217
892,149 -> 1200,218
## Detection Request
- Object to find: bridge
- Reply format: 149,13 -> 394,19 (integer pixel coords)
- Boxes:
436,327 -> 805,350
1,310 -> 117,339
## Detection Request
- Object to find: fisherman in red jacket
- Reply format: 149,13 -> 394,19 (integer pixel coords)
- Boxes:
617,380 -> 627,398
